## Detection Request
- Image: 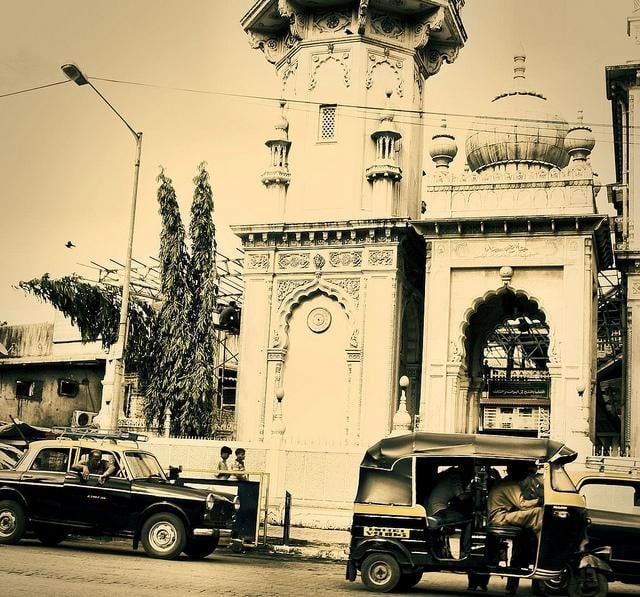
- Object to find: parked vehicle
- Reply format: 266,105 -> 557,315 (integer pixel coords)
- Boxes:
346,432 -> 611,595
0,431 -> 235,559
570,457 -> 640,586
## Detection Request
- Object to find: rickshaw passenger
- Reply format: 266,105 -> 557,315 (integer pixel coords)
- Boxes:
425,464 -> 474,555
487,464 -> 543,537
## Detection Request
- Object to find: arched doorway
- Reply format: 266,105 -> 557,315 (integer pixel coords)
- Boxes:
464,290 -> 551,437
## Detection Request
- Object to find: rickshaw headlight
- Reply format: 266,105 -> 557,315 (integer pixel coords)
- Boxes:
205,493 -> 215,510
233,495 -> 241,511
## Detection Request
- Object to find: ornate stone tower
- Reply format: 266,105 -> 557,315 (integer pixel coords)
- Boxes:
605,0 -> 640,455
234,0 -> 466,450
417,55 -> 612,457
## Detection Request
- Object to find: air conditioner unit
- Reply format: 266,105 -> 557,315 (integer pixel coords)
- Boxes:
71,410 -> 97,427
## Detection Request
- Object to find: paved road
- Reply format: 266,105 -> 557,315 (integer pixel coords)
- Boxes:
2,539 -> 640,596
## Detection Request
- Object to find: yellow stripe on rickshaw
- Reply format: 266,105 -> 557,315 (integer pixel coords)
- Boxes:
354,503 -> 426,517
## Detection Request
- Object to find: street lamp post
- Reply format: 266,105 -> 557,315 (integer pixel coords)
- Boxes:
61,63 -> 142,431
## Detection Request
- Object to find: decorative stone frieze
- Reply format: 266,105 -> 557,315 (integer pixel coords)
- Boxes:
277,279 -> 310,304
368,249 -> 394,266
366,50 -> 404,97
278,252 -> 310,269
247,253 -> 270,270
329,251 -> 362,268
326,277 -> 360,303
370,12 -> 404,41
312,10 -> 351,34
309,49 -> 350,90
307,307 -> 332,333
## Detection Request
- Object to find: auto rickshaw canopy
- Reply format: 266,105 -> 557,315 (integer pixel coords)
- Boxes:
361,432 -> 577,471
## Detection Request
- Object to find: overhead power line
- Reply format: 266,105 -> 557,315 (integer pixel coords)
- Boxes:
0,80 -> 69,99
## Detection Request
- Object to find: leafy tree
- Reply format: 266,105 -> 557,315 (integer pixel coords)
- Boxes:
20,165 -> 220,437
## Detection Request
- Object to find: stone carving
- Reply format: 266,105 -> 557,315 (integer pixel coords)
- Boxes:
328,277 -> 360,302
631,280 -> 640,297
248,254 -> 270,270
247,32 -> 282,64
450,239 -> 560,261
370,13 -> 404,40
281,59 -> 298,96
424,45 -> 460,77
278,0 -> 306,40
313,253 -> 326,270
350,328 -> 359,348
313,10 -> 351,33
277,279 -> 310,303
278,252 -> 310,269
329,251 -> 362,267
549,338 -> 561,364
310,51 -> 351,90
365,51 -> 404,97
414,64 -> 423,104
357,0 -> 369,34
307,307 -> 332,333
413,7 -> 444,49
449,340 -> 462,363
369,249 -> 393,266
272,329 -> 280,347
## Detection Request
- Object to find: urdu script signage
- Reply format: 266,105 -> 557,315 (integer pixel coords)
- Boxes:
488,379 -> 550,399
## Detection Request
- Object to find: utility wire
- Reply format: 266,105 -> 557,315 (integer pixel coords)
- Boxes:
91,75 -> 618,131
0,79 -> 69,98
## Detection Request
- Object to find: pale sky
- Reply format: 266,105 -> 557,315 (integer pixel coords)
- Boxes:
0,1 -> 636,324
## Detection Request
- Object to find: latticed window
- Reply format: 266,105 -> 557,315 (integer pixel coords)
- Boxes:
318,104 -> 337,141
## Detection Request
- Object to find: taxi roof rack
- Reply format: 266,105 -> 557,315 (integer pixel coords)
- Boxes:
585,455 -> 640,476
52,427 -> 148,445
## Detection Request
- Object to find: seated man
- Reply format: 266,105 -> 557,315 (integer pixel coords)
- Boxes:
71,449 -> 118,486
425,464 -> 474,557
488,464 -> 542,537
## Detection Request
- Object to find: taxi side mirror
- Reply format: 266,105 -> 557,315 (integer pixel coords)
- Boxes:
168,465 -> 182,481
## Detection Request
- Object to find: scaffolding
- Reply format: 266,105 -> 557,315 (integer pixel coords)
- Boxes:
77,248 -> 244,438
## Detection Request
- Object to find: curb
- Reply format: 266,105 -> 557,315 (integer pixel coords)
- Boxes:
266,543 -> 349,561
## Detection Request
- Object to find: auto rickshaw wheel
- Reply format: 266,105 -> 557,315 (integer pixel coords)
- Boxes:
566,568 -> 608,597
361,552 -> 402,593
397,570 -> 423,590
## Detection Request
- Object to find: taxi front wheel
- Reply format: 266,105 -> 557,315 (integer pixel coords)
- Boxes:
361,553 -> 401,593
141,512 -> 187,559
0,500 -> 26,544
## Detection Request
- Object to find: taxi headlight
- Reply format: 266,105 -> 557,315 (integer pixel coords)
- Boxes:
233,495 -> 241,512
206,493 -> 215,510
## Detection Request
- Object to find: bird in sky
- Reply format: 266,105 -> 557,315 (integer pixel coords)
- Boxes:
65,241 -> 76,249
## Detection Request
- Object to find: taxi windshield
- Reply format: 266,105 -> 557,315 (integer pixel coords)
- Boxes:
125,451 -> 166,480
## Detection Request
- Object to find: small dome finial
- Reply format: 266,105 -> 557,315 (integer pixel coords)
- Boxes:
513,51 -> 526,81
429,117 -> 457,169
564,109 -> 595,162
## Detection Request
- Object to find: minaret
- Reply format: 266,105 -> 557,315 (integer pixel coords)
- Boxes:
242,0 -> 467,220
564,110 -> 596,164
261,101 -> 292,219
428,117 -> 458,170
366,90 -> 402,216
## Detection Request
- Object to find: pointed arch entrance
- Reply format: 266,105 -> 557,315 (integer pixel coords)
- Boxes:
463,289 -> 551,437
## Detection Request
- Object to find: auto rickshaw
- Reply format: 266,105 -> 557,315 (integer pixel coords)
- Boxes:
346,432 -> 611,595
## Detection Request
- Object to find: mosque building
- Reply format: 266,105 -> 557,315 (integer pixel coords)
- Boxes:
231,0 -> 618,522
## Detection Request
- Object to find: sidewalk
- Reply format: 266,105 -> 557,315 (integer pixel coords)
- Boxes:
248,526 -> 351,561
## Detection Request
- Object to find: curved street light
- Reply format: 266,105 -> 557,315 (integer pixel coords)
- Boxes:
61,63 -> 143,431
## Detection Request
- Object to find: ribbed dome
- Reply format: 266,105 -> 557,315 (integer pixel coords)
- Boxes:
465,54 -> 569,173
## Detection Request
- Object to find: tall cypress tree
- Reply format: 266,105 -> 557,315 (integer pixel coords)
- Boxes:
144,169 -> 192,433
183,163 -> 219,436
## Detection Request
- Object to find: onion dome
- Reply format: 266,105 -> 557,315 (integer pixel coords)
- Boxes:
429,118 -> 458,168
465,52 -> 570,173
564,110 -> 595,161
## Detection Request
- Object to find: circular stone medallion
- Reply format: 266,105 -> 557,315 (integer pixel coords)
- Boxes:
307,307 -> 332,333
